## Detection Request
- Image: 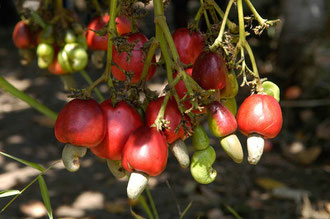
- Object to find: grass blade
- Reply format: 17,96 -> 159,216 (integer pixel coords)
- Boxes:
0,152 -> 44,172
0,190 -> 21,198
38,176 -> 53,219
179,201 -> 193,219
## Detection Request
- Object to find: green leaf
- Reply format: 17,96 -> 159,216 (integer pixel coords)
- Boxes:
0,152 -> 44,172
130,205 -> 147,219
38,176 -> 53,219
0,190 -> 21,198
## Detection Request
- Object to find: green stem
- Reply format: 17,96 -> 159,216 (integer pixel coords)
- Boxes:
194,7 -> 204,23
145,187 -> 159,219
155,17 -> 194,96
244,42 -> 259,79
139,38 -> 159,83
152,94 -> 169,131
207,0 -> 237,33
105,0 -> 117,101
55,0 -> 63,13
1,160 -> 60,213
237,0 -> 260,81
0,76 -> 58,120
80,70 -> 105,102
92,0 -> 103,15
200,0 -> 211,32
237,0 -> 246,44
209,7 -> 219,24
244,0 -> 265,25
209,0 -> 234,51
153,0 -> 191,116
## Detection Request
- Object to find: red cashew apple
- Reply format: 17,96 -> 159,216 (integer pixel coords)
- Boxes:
122,126 -> 168,199
208,101 -> 243,163
112,33 -> 156,83
90,100 -> 143,160
146,96 -> 185,144
172,27 -> 204,65
192,51 -> 227,90
174,68 -> 206,114
236,94 -> 283,164
12,21 -> 33,49
86,15 -> 131,50
55,99 -> 106,147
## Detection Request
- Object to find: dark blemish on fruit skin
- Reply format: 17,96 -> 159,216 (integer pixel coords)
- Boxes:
73,157 -> 79,166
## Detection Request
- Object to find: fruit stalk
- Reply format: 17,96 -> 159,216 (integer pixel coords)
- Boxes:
139,38 -> 159,83
152,94 -> 169,131
209,0 -> 234,51
105,0 -> 117,98
200,0 -> 211,32
80,70 -> 105,102
207,0 -> 237,32
244,0 -> 280,27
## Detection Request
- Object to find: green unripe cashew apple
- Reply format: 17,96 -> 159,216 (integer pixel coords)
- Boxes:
190,146 -> 217,184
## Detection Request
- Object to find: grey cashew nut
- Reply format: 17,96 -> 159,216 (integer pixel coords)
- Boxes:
169,139 -> 190,168
62,144 -> 87,172
127,172 -> 149,200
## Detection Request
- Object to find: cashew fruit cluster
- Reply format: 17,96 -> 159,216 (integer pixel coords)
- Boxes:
9,0 -> 283,202
52,21 -> 283,201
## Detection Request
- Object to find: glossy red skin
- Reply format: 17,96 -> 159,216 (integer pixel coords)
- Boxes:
55,99 -> 106,147
122,126 -> 168,176
208,101 -> 237,137
90,100 -> 143,160
192,51 -> 227,90
48,57 -> 67,75
116,16 -> 131,36
12,21 -> 33,49
172,28 -> 204,65
112,33 -> 156,83
236,94 -> 283,139
146,97 -> 185,144
174,68 -> 206,114
86,15 -> 131,50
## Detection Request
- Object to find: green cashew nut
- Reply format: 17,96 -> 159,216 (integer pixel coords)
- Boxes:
220,134 -> 243,164
62,144 -> 87,172
262,81 -> 280,102
190,146 -> 217,184
107,159 -> 127,179
192,125 -> 209,151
